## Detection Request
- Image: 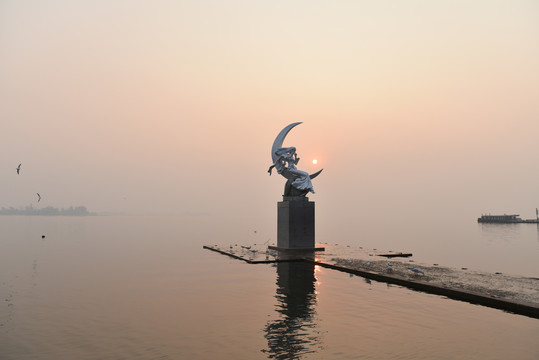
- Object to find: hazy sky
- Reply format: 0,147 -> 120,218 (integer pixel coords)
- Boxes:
2,1 -> 538,226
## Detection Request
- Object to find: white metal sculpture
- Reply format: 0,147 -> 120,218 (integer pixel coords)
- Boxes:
268,122 -> 322,196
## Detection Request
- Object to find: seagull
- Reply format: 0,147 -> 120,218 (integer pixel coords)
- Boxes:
37,193 -> 41,202
16,163 -> 21,174
408,268 -> 424,275
387,262 -> 393,271
364,261 -> 372,267
349,258 -> 354,264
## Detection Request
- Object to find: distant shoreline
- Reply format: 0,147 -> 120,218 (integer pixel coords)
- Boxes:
0,206 -> 97,216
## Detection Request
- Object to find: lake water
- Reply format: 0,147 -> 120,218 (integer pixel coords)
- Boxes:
1,216 -> 538,359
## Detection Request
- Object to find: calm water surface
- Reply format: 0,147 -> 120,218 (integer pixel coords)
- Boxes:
1,216 -> 538,359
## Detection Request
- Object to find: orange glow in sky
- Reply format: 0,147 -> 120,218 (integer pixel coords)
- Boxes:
0,0 -> 538,222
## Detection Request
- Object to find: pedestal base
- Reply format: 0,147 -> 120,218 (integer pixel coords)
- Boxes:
268,245 -> 325,252
276,196 -> 323,251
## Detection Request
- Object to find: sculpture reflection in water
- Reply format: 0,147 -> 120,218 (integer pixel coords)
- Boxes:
262,261 -> 322,359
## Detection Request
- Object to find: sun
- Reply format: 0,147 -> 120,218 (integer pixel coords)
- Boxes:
312,159 -> 318,165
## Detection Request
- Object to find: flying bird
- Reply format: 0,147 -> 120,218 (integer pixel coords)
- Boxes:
37,193 -> 41,202
16,163 -> 21,174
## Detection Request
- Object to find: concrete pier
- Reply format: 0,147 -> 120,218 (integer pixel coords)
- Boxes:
203,243 -> 539,319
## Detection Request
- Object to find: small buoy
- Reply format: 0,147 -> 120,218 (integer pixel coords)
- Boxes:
41,235 -> 45,239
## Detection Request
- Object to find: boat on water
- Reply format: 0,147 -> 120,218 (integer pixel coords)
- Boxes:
478,214 -> 522,223
477,214 -> 539,224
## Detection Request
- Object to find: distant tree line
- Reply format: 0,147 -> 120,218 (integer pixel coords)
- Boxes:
0,205 -> 97,216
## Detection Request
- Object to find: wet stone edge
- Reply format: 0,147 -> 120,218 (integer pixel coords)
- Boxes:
203,245 -> 539,319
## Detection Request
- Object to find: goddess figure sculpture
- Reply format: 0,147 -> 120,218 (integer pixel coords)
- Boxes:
268,146 -> 315,195
268,123 -> 322,197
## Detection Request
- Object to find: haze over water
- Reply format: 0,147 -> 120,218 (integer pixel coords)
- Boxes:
1,1 -> 538,358
1,1 -> 538,221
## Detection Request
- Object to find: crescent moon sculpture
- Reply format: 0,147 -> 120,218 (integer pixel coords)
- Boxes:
268,123 -> 323,197
271,122 -> 301,165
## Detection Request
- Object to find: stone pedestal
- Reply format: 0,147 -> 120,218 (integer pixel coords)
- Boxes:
270,196 -> 324,252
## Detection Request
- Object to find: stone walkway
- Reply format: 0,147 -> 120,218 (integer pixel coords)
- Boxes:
204,242 -> 539,317
331,257 -> 539,306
